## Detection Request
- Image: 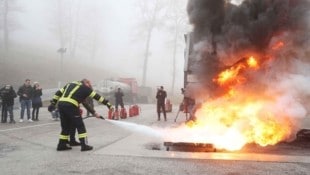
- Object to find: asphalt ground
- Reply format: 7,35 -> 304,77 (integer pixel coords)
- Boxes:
0,104 -> 310,175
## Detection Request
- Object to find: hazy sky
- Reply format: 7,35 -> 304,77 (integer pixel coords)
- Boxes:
10,0 -> 188,92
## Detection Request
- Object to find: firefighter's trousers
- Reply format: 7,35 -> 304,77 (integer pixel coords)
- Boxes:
58,102 -> 88,145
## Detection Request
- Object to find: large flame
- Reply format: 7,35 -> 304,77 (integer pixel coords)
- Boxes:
184,94 -> 295,151
178,0 -> 310,152
165,53 -> 298,151
213,56 -> 259,86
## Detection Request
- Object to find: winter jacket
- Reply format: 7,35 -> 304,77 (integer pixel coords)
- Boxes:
156,89 -> 167,104
17,84 -> 33,101
0,85 -> 17,106
114,91 -> 124,103
32,88 -> 42,107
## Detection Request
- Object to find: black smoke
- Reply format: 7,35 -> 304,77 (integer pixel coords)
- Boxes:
187,0 -> 310,97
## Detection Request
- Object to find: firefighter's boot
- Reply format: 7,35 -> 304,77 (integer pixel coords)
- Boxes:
69,140 -> 81,146
81,145 -> 93,151
57,140 -> 72,151
80,138 -> 93,152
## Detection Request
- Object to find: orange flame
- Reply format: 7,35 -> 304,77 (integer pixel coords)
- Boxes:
167,55 -> 296,151
272,41 -> 284,50
213,56 -> 259,86
215,67 -> 241,85
247,56 -> 259,69
182,95 -> 295,151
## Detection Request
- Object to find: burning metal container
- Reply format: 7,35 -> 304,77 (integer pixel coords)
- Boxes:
164,142 -> 215,152
296,129 -> 310,142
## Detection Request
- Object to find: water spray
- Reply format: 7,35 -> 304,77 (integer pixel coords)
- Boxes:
106,119 -> 163,138
86,116 -> 163,138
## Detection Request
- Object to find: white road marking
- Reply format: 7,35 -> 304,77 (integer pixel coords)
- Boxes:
0,122 -> 59,132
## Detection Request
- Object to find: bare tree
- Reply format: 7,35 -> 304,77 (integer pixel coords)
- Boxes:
134,0 -> 166,86
2,0 -> 8,58
77,2 -> 103,61
52,0 -> 105,69
69,0 -> 82,59
165,0 -> 190,95
0,0 -> 19,61
51,0 -> 82,74
53,0 -> 68,73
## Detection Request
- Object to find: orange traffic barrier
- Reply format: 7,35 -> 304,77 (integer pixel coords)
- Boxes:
120,107 -> 127,119
108,108 -> 114,119
165,99 -> 172,112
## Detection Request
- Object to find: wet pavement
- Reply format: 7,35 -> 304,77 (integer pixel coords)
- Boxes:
0,104 -> 310,175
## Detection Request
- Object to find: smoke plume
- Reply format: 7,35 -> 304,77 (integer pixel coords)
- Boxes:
159,0 -> 310,148
186,0 -> 310,113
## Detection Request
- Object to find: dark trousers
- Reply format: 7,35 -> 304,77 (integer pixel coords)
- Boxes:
1,104 -> 7,123
58,104 -> 87,145
115,101 -> 124,110
157,102 -> 166,120
1,104 -> 14,123
69,124 -> 78,142
32,107 -> 40,120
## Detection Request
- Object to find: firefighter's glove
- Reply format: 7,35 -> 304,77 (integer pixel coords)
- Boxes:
94,112 -> 100,118
48,103 -> 56,112
94,112 -> 105,120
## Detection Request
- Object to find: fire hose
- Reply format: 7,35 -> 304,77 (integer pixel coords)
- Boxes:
82,115 -> 105,120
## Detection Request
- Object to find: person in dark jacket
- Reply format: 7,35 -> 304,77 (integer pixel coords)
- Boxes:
156,86 -> 167,121
31,82 -> 42,121
114,88 -> 124,111
0,85 -> 17,123
17,79 -> 33,122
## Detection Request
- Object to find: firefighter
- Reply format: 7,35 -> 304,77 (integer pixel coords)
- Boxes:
49,79 -> 113,151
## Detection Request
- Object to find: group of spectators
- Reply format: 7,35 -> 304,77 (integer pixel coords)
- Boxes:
0,78 -> 42,124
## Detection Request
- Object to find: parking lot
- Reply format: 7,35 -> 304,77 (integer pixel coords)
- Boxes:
0,104 -> 310,175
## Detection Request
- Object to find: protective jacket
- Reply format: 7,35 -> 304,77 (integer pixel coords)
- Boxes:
52,81 -> 111,113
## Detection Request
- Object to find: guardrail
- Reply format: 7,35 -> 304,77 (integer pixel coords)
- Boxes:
42,88 -> 58,102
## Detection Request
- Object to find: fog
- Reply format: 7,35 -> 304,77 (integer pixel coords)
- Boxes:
0,0 -> 189,95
